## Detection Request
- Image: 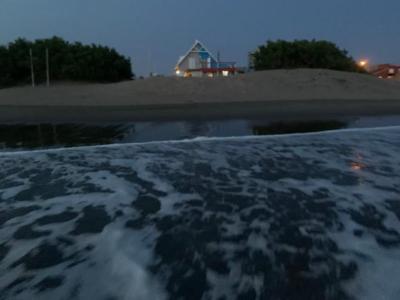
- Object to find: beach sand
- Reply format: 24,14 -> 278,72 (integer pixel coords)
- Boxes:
1,69 -> 400,122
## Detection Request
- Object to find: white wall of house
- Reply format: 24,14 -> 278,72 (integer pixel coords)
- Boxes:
178,52 -> 204,71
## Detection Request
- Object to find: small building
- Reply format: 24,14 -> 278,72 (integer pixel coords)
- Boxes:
370,64 -> 400,80
175,40 -> 237,77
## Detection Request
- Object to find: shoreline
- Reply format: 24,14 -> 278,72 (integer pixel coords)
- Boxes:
2,125 -> 400,155
1,99 -> 400,123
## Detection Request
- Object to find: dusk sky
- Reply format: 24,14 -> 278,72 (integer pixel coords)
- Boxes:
1,0 -> 399,76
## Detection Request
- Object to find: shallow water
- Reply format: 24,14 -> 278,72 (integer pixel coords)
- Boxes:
0,127 -> 400,300
1,115 -> 400,151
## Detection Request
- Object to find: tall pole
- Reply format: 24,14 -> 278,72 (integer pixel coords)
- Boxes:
45,48 -> 50,87
217,51 -> 221,77
148,50 -> 154,77
29,48 -> 35,88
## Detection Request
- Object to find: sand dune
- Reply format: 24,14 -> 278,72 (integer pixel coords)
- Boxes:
1,69 -> 400,122
1,69 -> 400,107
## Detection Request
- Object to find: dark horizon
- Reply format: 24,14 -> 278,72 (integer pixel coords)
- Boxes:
1,0 -> 399,76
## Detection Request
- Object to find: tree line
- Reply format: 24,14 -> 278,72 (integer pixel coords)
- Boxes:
1,37 -> 365,88
251,40 -> 364,72
0,36 -> 133,88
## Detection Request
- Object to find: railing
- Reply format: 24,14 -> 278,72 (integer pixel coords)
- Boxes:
217,62 -> 236,68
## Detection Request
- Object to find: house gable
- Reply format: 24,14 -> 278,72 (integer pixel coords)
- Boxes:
176,40 -> 218,70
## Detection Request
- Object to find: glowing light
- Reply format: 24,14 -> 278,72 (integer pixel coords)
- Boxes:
358,60 -> 368,68
175,69 -> 181,75
222,70 -> 229,77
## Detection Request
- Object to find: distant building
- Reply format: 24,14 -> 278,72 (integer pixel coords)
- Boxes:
370,64 -> 400,80
175,40 -> 237,77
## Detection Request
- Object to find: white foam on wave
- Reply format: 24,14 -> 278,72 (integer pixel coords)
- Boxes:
1,125 -> 400,300
331,215 -> 400,300
82,226 -> 166,300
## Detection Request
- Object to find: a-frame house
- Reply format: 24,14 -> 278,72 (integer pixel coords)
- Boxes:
175,40 -> 237,77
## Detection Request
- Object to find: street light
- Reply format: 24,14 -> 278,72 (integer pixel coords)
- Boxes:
358,59 -> 369,68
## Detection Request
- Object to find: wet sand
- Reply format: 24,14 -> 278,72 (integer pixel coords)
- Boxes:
1,100 -> 400,123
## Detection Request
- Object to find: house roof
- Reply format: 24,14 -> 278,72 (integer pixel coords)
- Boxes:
371,64 -> 400,76
176,40 -> 219,68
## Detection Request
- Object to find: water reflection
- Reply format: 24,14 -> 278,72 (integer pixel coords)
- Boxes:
186,121 -> 210,137
350,153 -> 366,172
0,124 -> 126,150
252,120 -> 347,135
0,116 -> 399,151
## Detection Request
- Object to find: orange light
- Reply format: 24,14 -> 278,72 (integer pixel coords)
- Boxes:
358,60 -> 368,68
351,162 -> 365,171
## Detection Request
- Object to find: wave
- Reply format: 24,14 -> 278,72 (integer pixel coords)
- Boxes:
0,125 -> 400,299
1,124 -> 400,156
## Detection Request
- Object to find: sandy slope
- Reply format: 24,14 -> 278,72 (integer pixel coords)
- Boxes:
1,69 -> 400,107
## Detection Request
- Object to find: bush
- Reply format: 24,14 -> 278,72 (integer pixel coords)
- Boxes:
252,40 -> 363,72
0,36 -> 133,88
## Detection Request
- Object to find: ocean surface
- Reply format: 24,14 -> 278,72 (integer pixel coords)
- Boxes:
1,127 -> 400,300
2,115 -> 400,151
